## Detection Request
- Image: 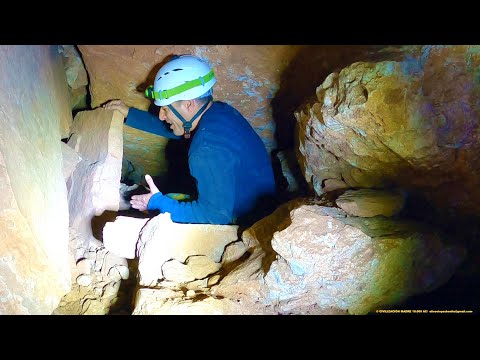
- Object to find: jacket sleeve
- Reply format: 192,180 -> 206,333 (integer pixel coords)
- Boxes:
125,108 -> 181,139
147,143 -> 237,224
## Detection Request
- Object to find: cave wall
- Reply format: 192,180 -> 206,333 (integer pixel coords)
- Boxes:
0,45 -> 72,314
77,45 -> 385,182
77,45 -> 304,179
295,45 -> 480,220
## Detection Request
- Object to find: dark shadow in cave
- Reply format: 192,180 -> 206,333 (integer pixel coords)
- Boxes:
153,137 -> 198,199
382,191 -> 480,313
71,45 -> 91,118
393,265 -> 480,314
108,257 -> 139,315
91,210 -> 118,241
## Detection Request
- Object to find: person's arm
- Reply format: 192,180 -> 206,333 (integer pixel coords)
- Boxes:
147,143 -> 237,224
103,99 -> 180,139
126,108 -> 180,139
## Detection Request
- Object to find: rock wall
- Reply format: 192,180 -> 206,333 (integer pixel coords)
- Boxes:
78,45 -> 301,150
296,45 -> 480,218
128,200 -> 464,315
78,45 -> 384,182
0,45 -> 72,314
67,108 -> 124,255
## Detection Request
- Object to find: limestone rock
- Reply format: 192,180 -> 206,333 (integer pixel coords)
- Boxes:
76,258 -> 92,275
59,45 -> 88,111
134,213 -> 239,287
67,108 -> 124,253
103,217 -> 149,259
162,260 -> 196,283
336,188 -> 406,217
0,45 -> 72,314
132,287 -> 260,315
263,204 -> 465,314
295,45 -> 480,219
212,200 -> 465,315
323,179 -> 349,193
76,274 -> 92,287
61,142 -> 82,182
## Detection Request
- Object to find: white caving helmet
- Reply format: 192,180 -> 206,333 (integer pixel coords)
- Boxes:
145,55 -> 216,106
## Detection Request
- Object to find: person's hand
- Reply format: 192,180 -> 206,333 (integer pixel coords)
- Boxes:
130,175 -> 160,212
103,99 -> 130,118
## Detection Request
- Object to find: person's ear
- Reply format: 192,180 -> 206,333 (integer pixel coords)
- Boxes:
185,99 -> 195,113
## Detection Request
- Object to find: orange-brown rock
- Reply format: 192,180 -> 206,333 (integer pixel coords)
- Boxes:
295,45 -> 480,218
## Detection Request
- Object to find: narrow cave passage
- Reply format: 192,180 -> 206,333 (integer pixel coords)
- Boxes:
2,45 -> 478,315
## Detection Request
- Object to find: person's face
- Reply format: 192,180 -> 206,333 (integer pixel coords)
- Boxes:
158,102 -> 188,136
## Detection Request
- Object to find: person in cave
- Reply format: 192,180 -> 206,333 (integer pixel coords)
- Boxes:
104,54 -> 277,227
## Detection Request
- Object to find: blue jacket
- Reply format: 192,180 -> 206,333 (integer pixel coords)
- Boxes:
125,101 -> 276,225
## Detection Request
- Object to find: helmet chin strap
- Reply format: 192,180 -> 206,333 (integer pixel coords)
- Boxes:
167,96 -> 212,139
